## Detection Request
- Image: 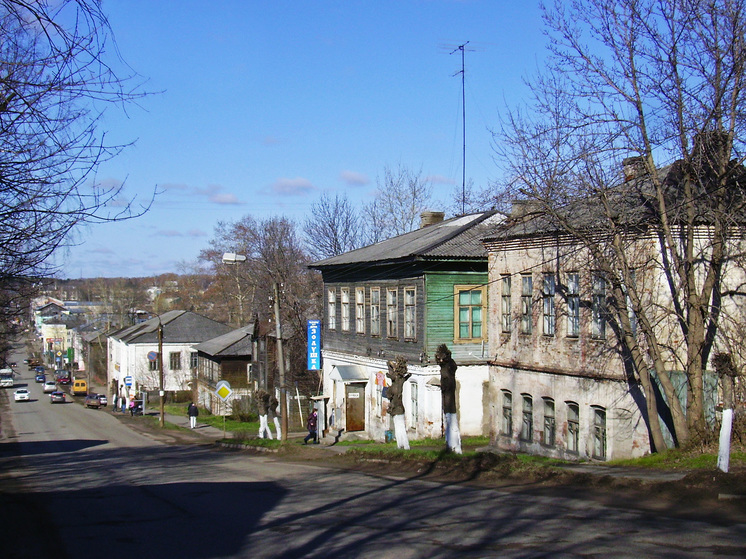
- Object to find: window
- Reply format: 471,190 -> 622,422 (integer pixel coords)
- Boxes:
190,352 -> 198,369
327,288 -> 337,330
592,406 -> 607,460
542,398 -> 556,446
521,275 -> 533,334
370,287 -> 381,336
169,352 -> 181,370
456,286 -> 485,340
404,287 -> 416,339
592,274 -> 606,339
625,269 -> 637,336
355,287 -> 365,334
386,288 -> 398,338
149,355 -> 159,371
520,394 -> 533,441
567,402 -> 579,453
567,273 -> 580,338
410,381 -> 419,425
341,288 -> 350,331
501,390 -> 513,435
501,275 -> 512,333
543,273 -> 556,336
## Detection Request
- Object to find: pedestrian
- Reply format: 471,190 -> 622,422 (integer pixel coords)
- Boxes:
257,390 -> 272,439
187,402 -> 199,429
303,408 -> 318,444
112,394 -> 118,412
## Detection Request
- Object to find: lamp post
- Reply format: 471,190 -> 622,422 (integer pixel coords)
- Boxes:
158,319 -> 164,428
273,282 -> 288,441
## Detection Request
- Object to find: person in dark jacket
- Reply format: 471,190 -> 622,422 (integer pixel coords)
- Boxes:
188,402 -> 199,429
304,409 -> 318,444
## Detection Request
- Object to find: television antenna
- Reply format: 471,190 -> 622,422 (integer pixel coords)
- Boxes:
448,41 -> 474,215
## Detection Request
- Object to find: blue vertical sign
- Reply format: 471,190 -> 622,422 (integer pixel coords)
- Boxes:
307,319 -> 321,370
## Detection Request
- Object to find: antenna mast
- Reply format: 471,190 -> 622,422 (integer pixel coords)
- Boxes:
451,41 -> 469,215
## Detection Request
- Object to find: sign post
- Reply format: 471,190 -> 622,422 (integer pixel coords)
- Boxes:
216,380 -> 232,438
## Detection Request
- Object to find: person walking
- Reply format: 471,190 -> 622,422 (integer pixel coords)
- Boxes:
303,408 -> 318,444
187,402 -> 199,429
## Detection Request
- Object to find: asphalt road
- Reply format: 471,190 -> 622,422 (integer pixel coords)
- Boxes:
2,341 -> 746,558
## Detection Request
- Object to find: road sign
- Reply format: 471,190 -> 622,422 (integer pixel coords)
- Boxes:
216,380 -> 232,401
147,351 -> 158,362
124,376 -> 133,386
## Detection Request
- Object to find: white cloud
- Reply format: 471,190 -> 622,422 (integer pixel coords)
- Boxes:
339,170 -> 369,186
425,174 -> 457,185
270,177 -> 315,196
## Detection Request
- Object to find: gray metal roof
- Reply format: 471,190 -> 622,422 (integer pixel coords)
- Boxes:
309,211 -> 501,268
193,324 -> 256,357
111,310 -> 231,345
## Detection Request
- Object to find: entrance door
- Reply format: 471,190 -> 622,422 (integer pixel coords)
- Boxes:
345,384 -> 365,432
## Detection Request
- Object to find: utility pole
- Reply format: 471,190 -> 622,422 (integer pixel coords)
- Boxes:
158,320 -> 164,428
273,282 -> 288,440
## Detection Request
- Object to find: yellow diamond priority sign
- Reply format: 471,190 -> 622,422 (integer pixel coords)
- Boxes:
215,380 -> 232,402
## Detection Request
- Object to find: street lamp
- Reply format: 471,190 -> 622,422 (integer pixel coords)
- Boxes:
222,252 -> 288,441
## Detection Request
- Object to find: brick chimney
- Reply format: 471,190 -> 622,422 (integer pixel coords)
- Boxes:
420,211 -> 445,228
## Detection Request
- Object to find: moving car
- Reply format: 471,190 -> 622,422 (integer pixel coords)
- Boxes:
35,372 -> 45,383
97,394 -> 108,406
43,380 -> 56,393
72,379 -> 87,396
50,391 -> 65,404
84,393 -> 101,409
14,388 -> 30,402
0,370 -> 14,388
34,365 -> 45,374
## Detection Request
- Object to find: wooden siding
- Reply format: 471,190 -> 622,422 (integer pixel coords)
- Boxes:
324,278 -> 427,362
425,271 -> 489,363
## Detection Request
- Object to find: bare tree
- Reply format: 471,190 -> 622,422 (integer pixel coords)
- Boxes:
0,1 -> 152,332
496,0 -> 746,448
303,192 -> 362,260
362,164 -> 433,243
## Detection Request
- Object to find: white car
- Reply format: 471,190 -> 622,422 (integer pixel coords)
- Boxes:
14,388 -> 30,402
43,380 -> 56,393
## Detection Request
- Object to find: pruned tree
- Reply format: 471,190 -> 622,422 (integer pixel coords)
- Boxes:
303,192 -> 363,260
0,1 -> 152,337
495,0 -> 746,448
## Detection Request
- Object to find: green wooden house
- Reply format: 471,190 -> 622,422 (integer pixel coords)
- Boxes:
309,210 -> 500,441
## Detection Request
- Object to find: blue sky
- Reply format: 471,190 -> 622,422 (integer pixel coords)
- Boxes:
57,0 -> 547,279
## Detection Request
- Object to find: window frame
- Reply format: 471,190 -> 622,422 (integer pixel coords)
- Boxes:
327,288 -> 337,330
542,397 -> 556,446
542,273 -> 556,336
386,287 -> 398,339
370,287 -> 381,337
454,285 -> 486,342
566,401 -> 579,454
520,394 -> 533,442
521,274 -> 533,335
501,275 -> 512,333
169,351 -> 181,371
566,272 -> 580,338
404,287 -> 416,340
592,406 -> 607,460
592,274 -> 606,340
501,390 -> 513,436
341,287 -> 350,332
355,287 -> 366,334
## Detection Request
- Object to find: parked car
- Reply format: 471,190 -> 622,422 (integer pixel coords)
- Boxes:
55,370 -> 71,385
14,388 -> 30,402
84,393 -> 101,409
50,391 -> 65,404
35,373 -> 45,383
97,394 -> 108,406
43,380 -> 56,393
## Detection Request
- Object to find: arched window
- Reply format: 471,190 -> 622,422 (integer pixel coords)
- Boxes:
520,394 -> 533,441
542,397 -> 555,446
592,406 -> 607,460
501,390 -> 513,435
566,401 -> 579,453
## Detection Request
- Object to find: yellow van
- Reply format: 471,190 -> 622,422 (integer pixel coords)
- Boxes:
72,378 -> 87,396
